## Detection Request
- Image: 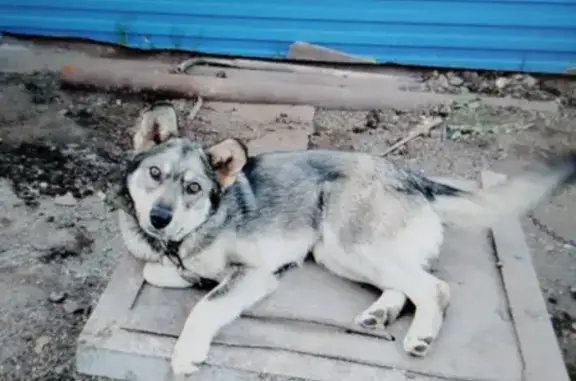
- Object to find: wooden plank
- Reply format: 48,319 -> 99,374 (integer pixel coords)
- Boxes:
187,66 -> 412,89
481,170 -> 570,381
60,65 -> 558,113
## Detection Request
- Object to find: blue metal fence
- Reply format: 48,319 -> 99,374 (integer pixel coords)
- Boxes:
0,0 -> 575,73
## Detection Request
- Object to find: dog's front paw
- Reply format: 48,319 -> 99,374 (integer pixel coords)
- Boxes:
171,341 -> 210,376
143,262 -> 193,289
171,356 -> 200,376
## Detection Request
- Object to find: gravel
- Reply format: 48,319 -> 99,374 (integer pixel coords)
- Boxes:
417,70 -> 576,107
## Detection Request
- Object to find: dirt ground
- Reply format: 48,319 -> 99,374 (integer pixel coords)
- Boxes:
0,48 -> 575,380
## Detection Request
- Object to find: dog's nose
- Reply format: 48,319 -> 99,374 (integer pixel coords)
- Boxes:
149,204 -> 173,230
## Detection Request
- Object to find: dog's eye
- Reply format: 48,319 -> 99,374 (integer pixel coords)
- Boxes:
185,182 -> 201,195
149,166 -> 162,181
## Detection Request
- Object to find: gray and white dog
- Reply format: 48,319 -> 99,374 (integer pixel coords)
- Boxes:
117,102 -> 575,376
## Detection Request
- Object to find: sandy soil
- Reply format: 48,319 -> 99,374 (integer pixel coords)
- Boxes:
0,49 -> 575,380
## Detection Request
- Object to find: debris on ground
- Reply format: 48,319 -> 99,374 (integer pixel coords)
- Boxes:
48,291 -> 67,304
381,116 -> 443,156
33,336 -> 52,355
417,70 -> 576,106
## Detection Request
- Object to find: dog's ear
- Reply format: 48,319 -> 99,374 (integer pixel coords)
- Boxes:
206,138 -> 248,188
133,102 -> 179,152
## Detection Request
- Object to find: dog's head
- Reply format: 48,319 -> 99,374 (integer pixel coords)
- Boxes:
125,102 -> 248,242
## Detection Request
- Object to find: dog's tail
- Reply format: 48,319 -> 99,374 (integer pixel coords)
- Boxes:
430,152 -> 576,230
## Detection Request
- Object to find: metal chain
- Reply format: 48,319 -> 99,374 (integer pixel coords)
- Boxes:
528,213 -> 576,248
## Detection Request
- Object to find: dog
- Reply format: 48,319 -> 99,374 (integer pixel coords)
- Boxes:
116,101 -> 575,376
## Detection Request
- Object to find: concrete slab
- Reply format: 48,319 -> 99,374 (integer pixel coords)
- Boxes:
76,173 -> 568,381
188,101 -> 315,155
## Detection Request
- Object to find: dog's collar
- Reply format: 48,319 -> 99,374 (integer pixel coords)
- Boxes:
162,240 -> 185,269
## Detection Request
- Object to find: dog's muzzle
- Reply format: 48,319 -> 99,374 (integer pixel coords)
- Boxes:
150,204 -> 173,230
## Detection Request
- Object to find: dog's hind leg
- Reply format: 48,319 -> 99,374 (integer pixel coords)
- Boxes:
350,250 -> 449,357
320,201 -> 449,357
355,248 -> 440,330
386,269 -> 450,357
318,242 -> 448,356
171,267 -> 279,376
368,208 -> 449,357
354,289 -> 408,330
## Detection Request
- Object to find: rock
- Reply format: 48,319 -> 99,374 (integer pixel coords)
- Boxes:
495,77 -> 510,90
56,220 -> 75,229
395,145 -> 409,156
38,245 -> 79,264
435,74 -> 450,89
48,291 -> 67,303
436,103 -> 453,117
73,226 -> 95,252
570,286 -> 576,300
34,335 -> 52,354
352,125 -> 367,133
63,299 -> 84,314
511,73 -> 525,81
448,76 -> 464,86
365,110 -> 380,129
522,75 -> 538,88
419,83 -> 431,92
548,294 -> 558,304
53,192 -> 77,206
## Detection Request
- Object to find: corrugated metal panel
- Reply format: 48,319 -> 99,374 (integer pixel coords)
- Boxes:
0,0 -> 575,73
